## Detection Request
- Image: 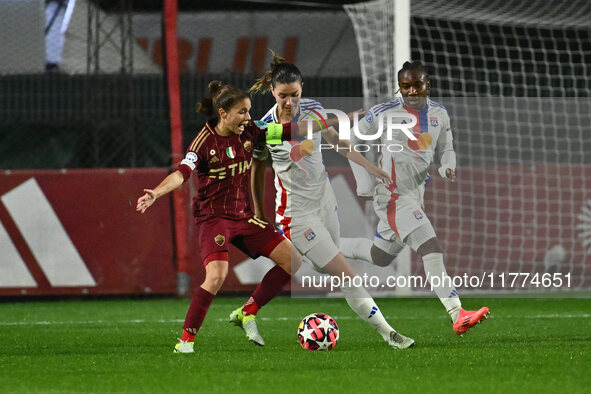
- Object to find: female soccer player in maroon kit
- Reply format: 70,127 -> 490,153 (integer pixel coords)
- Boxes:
136,81 -> 303,353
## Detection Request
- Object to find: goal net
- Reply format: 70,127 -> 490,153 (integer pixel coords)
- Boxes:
344,0 -> 591,293
344,0 -> 397,101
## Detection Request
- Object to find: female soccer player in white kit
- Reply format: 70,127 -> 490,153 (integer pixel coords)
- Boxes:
235,53 -> 414,349
341,61 -> 489,335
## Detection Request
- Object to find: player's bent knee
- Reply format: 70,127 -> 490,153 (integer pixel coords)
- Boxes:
416,237 -> 442,256
406,224 -> 439,254
203,260 -> 229,293
371,245 -> 396,267
290,242 -> 303,271
374,256 -> 394,267
290,251 -> 302,274
322,253 -> 356,278
203,273 -> 227,293
269,239 -> 300,275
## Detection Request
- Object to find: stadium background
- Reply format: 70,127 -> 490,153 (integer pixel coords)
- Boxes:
0,0 -> 589,297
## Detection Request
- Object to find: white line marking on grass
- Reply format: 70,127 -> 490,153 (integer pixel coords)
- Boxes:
0,313 -> 588,326
0,319 -> 183,326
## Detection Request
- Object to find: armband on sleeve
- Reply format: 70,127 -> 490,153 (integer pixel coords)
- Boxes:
175,151 -> 198,182
266,122 -> 284,145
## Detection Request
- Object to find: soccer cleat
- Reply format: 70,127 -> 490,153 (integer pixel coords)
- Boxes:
453,307 -> 490,336
387,331 -> 415,349
173,339 -> 195,354
229,307 -> 265,346
229,307 -> 245,328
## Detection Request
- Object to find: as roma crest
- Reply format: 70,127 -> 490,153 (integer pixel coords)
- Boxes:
244,141 -> 253,152
214,234 -> 225,246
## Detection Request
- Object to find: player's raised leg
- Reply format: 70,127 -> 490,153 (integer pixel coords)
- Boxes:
409,226 -> 490,336
230,219 -> 301,346
340,235 -> 404,267
316,247 -> 414,349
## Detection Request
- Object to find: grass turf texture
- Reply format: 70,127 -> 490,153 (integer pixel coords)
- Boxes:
1,297 -> 589,393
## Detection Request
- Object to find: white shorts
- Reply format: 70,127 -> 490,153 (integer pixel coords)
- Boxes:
279,191 -> 340,270
373,183 -> 433,244
373,233 -> 406,256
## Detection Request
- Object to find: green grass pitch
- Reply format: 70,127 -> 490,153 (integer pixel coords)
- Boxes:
1,296 -> 589,393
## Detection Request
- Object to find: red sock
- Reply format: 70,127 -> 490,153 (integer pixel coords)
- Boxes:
243,265 -> 290,316
182,286 -> 215,340
181,329 -> 195,342
241,296 -> 260,316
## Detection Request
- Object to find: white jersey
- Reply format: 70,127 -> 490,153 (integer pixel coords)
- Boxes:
255,98 -> 332,220
356,97 -> 456,195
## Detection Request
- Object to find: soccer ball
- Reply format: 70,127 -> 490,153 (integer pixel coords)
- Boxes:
297,313 -> 339,351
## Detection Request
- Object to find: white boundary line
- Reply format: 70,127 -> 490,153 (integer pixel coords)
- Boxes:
0,313 -> 589,326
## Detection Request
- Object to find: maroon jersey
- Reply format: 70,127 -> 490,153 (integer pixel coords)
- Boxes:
176,118 -> 291,219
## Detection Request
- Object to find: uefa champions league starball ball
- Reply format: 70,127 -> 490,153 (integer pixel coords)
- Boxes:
297,313 -> 339,351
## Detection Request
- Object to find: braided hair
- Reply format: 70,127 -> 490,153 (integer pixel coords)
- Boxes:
397,60 -> 429,81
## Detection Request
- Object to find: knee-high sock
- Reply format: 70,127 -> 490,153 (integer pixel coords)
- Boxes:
423,253 -> 461,321
183,286 -> 215,340
341,280 -> 394,341
242,265 -> 291,316
340,237 -> 374,264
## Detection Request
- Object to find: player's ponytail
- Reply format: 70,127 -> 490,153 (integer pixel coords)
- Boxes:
207,80 -> 223,95
196,80 -> 221,116
249,50 -> 302,94
197,80 -> 249,118
249,70 -> 273,94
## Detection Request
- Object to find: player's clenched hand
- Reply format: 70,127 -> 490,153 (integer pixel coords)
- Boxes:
136,189 -> 157,213
368,166 -> 392,186
446,169 -> 456,182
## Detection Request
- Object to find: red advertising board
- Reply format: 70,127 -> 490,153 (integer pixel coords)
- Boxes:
1,165 -> 588,296
0,169 -> 176,296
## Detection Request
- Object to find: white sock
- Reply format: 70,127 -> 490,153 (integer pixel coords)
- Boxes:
340,279 -> 394,341
422,253 -> 462,322
340,237 -> 374,264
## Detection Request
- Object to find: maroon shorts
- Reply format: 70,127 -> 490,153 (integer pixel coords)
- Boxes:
196,215 -> 286,265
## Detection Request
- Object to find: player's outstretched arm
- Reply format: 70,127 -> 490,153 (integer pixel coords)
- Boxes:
292,108 -> 365,137
136,170 -> 184,213
261,109 -> 365,145
322,127 -> 392,186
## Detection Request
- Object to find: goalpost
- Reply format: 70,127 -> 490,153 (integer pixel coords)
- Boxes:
343,0 -> 410,101
344,0 -> 591,294
344,0 -> 414,295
